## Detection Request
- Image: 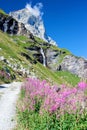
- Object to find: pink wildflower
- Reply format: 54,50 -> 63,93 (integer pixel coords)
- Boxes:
78,82 -> 87,90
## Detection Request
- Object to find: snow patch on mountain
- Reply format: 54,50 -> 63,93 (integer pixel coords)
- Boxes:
9,3 -> 57,46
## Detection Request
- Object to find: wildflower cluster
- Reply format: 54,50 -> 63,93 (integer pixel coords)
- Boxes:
20,78 -> 87,116
17,78 -> 87,129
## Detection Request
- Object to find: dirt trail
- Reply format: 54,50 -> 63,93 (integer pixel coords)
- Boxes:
0,82 -> 22,130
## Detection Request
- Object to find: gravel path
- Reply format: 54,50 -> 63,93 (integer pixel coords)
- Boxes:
0,82 -> 22,130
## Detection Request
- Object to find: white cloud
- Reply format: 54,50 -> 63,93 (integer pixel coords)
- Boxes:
25,3 -> 43,18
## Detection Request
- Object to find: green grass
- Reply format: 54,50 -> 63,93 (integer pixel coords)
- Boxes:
33,62 -> 80,86
0,31 -> 20,59
0,30 -> 81,86
34,36 -> 45,43
34,62 -> 64,85
16,109 -> 87,130
55,71 -> 80,86
0,9 -> 7,15
0,31 -> 33,83
0,31 -> 33,61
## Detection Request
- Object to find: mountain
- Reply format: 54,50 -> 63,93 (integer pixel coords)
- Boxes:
0,9 -> 87,85
9,7 -> 57,46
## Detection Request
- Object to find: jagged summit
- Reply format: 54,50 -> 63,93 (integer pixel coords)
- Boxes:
9,6 -> 57,46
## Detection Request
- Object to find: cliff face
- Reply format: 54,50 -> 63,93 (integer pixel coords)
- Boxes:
0,13 -> 34,39
61,55 -> 87,78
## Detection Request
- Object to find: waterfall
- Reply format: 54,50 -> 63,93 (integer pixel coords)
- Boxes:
40,48 -> 46,67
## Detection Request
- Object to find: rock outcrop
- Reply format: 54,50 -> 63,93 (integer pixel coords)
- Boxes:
0,13 -> 34,39
24,43 -> 87,78
60,55 -> 87,78
46,48 -> 60,70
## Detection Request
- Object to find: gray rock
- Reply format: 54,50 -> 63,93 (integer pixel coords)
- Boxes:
46,48 -> 60,70
0,13 -> 34,39
61,55 -> 87,78
0,56 -> 5,61
0,48 -> 2,51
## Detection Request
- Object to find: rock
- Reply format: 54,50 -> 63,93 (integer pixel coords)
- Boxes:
61,55 -> 87,78
46,48 -> 60,71
26,46 -> 45,64
0,13 -> 34,39
0,48 -> 2,51
26,46 -> 40,51
0,56 -> 5,61
21,52 -> 32,61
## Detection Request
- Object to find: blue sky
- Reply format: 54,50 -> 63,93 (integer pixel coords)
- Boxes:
0,0 -> 87,58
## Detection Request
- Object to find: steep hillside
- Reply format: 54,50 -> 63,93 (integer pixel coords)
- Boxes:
0,30 -> 81,85
0,10 -> 87,85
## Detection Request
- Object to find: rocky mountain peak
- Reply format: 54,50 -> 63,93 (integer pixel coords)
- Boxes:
9,7 -> 57,46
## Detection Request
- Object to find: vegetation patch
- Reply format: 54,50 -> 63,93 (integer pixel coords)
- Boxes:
55,71 -> 80,86
16,78 -> 87,130
0,9 -> 7,15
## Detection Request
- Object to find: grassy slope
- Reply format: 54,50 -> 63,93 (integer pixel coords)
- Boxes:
33,63 -> 80,86
0,9 -> 7,15
55,71 -> 80,86
0,30 -> 80,86
0,31 -> 32,83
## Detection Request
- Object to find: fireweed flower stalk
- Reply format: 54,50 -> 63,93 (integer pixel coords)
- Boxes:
78,82 -> 87,90
20,78 -> 87,117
